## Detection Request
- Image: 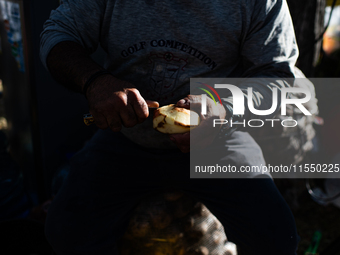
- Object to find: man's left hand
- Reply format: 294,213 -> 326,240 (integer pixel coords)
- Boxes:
169,95 -> 227,153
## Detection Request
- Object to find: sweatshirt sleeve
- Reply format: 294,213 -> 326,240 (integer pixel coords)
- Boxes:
222,0 -> 299,121
40,0 -> 108,70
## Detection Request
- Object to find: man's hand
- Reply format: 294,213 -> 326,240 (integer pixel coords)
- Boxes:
45,42 -> 158,132
169,95 -> 227,153
86,74 -> 158,132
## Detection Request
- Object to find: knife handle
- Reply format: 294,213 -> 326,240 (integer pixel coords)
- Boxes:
83,113 -> 95,126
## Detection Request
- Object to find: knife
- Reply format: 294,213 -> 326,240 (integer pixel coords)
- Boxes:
83,101 -> 159,126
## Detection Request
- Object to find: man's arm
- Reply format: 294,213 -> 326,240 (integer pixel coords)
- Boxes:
41,1 -> 154,131
46,41 -> 103,93
40,0 -> 107,92
40,0 -> 107,70
46,41 -> 151,131
222,0 -> 299,121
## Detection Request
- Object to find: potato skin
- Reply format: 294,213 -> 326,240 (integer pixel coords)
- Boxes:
153,104 -> 200,134
153,109 -> 163,118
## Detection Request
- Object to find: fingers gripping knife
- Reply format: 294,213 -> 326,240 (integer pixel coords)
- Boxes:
83,101 -> 159,126
83,112 -> 163,126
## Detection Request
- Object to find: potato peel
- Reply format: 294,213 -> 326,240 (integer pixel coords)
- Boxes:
153,104 -> 200,134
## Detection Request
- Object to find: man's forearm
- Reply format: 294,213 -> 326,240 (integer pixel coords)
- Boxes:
46,41 -> 104,94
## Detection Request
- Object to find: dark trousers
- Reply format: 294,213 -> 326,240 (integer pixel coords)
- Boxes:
45,129 -> 299,255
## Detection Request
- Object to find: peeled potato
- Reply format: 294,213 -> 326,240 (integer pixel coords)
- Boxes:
153,104 -> 200,134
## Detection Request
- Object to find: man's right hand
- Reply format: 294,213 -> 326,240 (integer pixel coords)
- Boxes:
45,42 -> 158,131
86,74 -> 158,132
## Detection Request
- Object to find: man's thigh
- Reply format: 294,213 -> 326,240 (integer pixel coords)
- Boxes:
191,131 -> 269,178
46,130 -> 298,254
45,130 -> 190,254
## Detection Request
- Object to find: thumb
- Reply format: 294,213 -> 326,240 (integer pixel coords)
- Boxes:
146,100 -> 159,108
176,95 -> 202,110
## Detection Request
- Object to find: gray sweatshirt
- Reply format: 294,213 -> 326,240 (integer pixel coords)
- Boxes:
40,0 -> 298,148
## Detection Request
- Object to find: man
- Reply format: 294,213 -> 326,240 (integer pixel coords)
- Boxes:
41,0 -> 299,254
